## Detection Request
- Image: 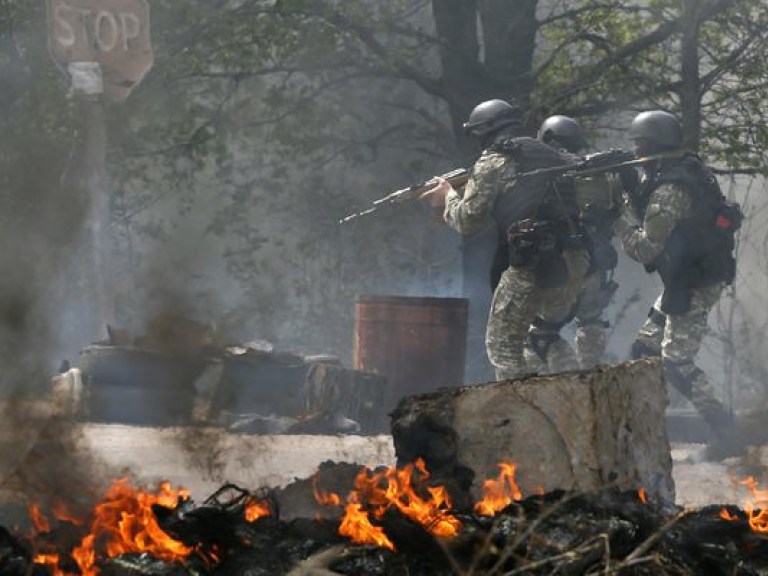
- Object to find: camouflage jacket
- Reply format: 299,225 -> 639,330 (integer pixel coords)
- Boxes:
613,180 -> 692,266
444,137 -> 574,235
444,149 -> 515,235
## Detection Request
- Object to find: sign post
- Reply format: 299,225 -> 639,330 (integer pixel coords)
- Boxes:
46,0 -> 152,340
47,0 -> 153,102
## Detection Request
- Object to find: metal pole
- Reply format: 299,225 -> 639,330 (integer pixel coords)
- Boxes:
69,62 -> 115,340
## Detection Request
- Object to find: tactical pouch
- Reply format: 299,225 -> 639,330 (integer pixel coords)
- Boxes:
507,219 -> 569,288
507,219 -> 546,268
715,201 -> 743,235
575,176 -> 613,211
655,229 -> 693,315
714,202 -> 742,285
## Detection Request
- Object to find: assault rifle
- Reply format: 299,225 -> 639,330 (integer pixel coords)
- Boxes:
339,167 -> 470,224
511,148 -> 687,181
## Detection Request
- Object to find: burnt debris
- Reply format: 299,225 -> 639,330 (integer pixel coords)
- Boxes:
6,482 -> 768,576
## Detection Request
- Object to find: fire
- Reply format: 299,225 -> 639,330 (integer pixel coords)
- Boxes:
29,503 -> 51,534
740,476 -> 768,533
31,478 -> 194,576
340,498 -> 395,551
719,508 -> 739,521
244,498 -> 272,522
314,459 -> 461,550
638,488 -> 647,504
312,477 -> 343,507
474,462 -> 522,516
53,501 -> 85,527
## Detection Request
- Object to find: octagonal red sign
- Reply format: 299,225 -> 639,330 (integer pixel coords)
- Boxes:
47,0 -> 153,101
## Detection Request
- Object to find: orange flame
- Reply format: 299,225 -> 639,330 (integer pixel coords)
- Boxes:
244,499 -> 272,522
312,483 -> 342,506
53,500 -> 85,527
638,488 -> 647,504
719,508 -> 739,521
312,477 -> 343,508
315,459 -> 461,550
29,503 -> 51,534
32,478 -> 193,576
339,498 -> 395,551
740,476 -> 768,533
474,462 -> 523,516
32,552 -> 61,569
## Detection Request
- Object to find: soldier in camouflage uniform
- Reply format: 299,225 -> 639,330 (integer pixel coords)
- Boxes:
534,115 -> 621,370
613,110 -> 740,454
421,100 -> 589,380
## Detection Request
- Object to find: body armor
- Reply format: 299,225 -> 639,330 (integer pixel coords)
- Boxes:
641,155 -> 740,313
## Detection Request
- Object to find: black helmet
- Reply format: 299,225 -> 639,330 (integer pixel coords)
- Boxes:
627,110 -> 682,150
463,99 -> 522,139
537,115 -> 585,152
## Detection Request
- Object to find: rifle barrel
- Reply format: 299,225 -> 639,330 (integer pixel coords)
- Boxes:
339,167 -> 469,224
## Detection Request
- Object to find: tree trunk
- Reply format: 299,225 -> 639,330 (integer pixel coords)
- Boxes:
431,2 -> 542,382
431,0 -> 540,158
430,0 -> 483,160
478,0 -> 538,111
680,0 -> 702,151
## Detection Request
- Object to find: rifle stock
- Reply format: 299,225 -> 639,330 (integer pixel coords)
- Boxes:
340,167 -> 469,224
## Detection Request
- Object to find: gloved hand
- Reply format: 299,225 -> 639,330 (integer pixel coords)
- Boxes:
419,176 -> 452,222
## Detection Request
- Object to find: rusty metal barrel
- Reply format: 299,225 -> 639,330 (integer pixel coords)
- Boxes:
353,295 -> 469,413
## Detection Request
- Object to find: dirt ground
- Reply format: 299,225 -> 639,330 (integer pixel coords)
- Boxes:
0,424 -> 762,525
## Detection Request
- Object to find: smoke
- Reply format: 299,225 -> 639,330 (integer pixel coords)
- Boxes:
0,408 -> 118,518
0,5 -> 118,510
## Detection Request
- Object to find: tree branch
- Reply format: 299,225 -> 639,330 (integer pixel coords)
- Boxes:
297,0 -> 443,99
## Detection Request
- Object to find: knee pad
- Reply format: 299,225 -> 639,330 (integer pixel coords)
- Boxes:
528,318 -> 565,362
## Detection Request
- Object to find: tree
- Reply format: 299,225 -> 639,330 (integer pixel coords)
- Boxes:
107,0 -> 768,374
5,1 -> 768,381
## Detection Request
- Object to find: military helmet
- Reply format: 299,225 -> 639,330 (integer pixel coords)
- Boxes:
463,99 -> 522,138
627,110 -> 682,149
537,115 -> 585,152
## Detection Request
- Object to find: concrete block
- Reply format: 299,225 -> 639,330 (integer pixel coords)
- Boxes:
391,358 -> 675,505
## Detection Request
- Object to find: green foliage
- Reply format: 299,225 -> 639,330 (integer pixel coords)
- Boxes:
6,0 -> 768,358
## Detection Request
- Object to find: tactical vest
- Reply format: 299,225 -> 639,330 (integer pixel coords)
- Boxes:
639,154 -> 740,313
488,136 -> 585,287
489,136 -> 580,232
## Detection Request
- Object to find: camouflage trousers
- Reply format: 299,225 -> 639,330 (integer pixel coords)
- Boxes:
631,283 -> 732,436
488,248 -> 590,380
573,268 -> 617,369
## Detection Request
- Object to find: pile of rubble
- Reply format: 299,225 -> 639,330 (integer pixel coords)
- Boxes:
3,464 -> 767,576
72,314 -> 386,434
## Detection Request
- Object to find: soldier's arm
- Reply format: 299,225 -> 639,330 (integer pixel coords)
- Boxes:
613,183 -> 692,265
444,152 -> 506,235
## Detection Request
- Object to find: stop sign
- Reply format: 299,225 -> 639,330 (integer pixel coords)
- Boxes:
46,0 -> 153,102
